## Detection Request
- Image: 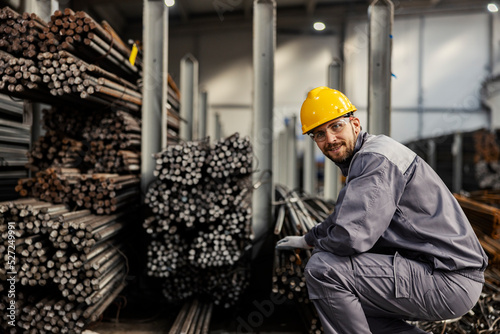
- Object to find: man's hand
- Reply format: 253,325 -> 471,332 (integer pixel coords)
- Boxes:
276,236 -> 312,250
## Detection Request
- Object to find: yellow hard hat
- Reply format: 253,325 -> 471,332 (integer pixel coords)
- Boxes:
300,86 -> 356,134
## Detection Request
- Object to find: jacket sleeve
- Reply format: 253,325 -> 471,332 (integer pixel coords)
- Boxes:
305,152 -> 406,256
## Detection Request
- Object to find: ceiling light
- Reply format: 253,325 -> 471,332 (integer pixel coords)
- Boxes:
313,22 -> 326,31
488,3 -> 499,12
165,0 -> 175,7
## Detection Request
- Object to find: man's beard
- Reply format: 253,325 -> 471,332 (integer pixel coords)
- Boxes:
325,141 -> 354,164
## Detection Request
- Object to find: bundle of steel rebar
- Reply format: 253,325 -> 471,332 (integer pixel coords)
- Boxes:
47,210 -> 128,304
42,8 -> 140,82
28,107 -> 141,175
273,184 -> 335,333
82,110 -> 141,174
207,133 -> 252,179
26,131 -> 88,172
152,139 -> 209,186
41,105 -> 104,139
16,167 -> 82,204
17,170 -> 140,215
0,92 -> 29,201
467,189 -> 500,207
0,6 -> 143,114
0,51 -> 42,94
168,299 -> 213,334
144,134 -> 253,308
454,193 -> 500,239
37,50 -> 142,113
73,173 -> 140,215
0,199 -> 69,288
160,264 -> 250,309
453,191 -> 500,265
0,7 -> 64,102
0,198 -> 128,333
0,7 -> 49,58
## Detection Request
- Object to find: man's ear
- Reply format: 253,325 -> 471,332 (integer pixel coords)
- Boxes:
352,117 -> 361,135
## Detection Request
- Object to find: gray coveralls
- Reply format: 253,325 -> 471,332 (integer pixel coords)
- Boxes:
304,133 -> 488,334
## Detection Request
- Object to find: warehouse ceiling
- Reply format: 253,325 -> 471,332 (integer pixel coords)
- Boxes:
0,0 -> 495,42
70,0 -> 496,41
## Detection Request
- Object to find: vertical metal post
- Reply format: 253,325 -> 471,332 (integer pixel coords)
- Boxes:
303,137 -> 317,195
198,91 -> 208,139
367,0 -> 393,136
324,60 -> 343,200
214,112 -> 222,140
252,0 -> 275,257
141,0 -> 164,194
180,54 -> 199,141
452,133 -> 463,193
161,7 -> 169,149
287,116 -> 298,190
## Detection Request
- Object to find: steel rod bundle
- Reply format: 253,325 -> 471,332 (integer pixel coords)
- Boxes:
0,198 -> 128,333
41,105 -> 106,139
82,110 -> 141,174
454,193 -> 500,239
74,173 -> 140,215
0,7 -> 143,114
47,210 -> 128,304
0,7 -> 49,58
273,184 -> 335,333
144,134 -> 253,308
28,106 -> 141,175
0,92 -> 29,201
17,170 -> 140,215
0,283 -> 126,333
0,51 -> 42,93
16,167 -> 82,203
42,8 -> 140,82
160,265 -> 250,309
152,139 -> 210,186
168,299 -> 213,334
37,50 -> 142,113
207,133 -> 252,179
26,130 -> 89,172
473,130 -> 500,190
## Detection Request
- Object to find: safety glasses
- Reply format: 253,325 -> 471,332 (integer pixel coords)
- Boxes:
309,117 -> 353,143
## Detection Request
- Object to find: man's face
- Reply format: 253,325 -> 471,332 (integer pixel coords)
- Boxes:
311,117 -> 361,163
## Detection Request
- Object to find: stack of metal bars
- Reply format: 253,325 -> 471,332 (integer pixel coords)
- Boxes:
0,92 -> 29,201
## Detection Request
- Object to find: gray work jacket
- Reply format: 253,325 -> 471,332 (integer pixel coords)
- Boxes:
305,132 -> 488,282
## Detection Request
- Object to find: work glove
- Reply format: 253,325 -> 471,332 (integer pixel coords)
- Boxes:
276,236 -> 312,250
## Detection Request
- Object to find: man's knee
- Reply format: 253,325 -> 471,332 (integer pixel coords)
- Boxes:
305,252 -> 353,287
